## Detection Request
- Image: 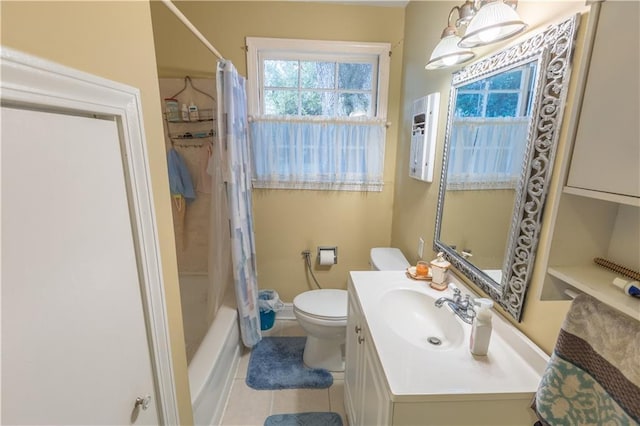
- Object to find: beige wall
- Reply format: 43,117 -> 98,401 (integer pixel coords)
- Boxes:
0,2 -> 193,423
392,0 -> 590,354
151,1 -> 405,302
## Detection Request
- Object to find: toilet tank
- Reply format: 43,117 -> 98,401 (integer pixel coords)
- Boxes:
370,247 -> 410,271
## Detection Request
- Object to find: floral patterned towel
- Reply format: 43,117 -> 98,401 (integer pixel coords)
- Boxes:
533,294 -> 640,425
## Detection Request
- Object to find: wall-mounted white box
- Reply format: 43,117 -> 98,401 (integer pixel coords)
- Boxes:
409,92 -> 440,182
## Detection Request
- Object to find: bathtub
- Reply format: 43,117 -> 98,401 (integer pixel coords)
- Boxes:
188,289 -> 241,425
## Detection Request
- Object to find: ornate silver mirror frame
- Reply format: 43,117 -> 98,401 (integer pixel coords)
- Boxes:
434,14 -> 580,321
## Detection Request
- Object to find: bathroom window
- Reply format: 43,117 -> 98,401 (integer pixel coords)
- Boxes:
246,37 -> 390,191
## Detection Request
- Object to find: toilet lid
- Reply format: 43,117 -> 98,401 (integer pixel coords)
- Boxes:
293,289 -> 347,320
370,247 -> 410,270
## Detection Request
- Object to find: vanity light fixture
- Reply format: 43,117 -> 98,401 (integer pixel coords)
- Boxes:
425,2 -> 476,70
458,0 -> 527,48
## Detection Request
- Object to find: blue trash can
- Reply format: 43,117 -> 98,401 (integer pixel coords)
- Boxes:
258,290 -> 281,331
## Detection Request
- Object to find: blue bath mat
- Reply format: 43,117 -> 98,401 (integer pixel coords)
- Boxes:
246,336 -> 333,390
264,412 -> 343,426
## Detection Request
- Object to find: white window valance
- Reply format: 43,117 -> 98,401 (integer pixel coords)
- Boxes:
250,116 -> 386,191
447,118 -> 529,191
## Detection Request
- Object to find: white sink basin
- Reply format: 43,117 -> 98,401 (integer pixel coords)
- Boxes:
380,288 -> 464,350
350,271 -> 550,398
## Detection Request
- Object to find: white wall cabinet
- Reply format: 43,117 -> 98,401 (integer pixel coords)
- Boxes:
565,1 -> 639,201
541,1 -> 640,321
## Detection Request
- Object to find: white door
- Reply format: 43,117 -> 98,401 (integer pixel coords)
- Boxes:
1,106 -> 160,424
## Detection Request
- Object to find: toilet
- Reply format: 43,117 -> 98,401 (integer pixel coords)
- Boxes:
293,247 -> 410,371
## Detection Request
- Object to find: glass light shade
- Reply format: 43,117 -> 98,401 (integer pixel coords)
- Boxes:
459,1 -> 527,48
426,34 -> 475,70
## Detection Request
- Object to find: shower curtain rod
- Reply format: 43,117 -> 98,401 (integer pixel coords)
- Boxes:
160,0 -> 225,61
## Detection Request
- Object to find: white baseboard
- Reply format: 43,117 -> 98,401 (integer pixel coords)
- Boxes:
276,303 -> 295,320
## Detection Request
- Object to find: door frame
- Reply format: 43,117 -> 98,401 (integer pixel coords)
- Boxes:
1,47 -> 180,424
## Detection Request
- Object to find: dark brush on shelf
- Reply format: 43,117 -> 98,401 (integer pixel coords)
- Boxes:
593,257 -> 640,281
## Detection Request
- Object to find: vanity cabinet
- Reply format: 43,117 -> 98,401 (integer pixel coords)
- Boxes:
541,1 -> 640,320
345,288 -> 391,426
345,273 -> 545,425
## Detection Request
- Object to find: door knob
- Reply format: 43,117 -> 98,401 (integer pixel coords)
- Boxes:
134,395 -> 151,411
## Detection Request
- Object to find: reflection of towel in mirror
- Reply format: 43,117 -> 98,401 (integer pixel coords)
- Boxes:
533,294 -> 640,425
167,147 -> 196,207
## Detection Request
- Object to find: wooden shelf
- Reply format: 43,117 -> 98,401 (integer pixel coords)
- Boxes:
547,265 -> 640,320
563,186 -> 640,207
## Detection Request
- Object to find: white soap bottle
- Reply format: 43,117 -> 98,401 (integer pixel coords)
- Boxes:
470,298 -> 493,356
188,101 -> 199,121
181,103 -> 189,121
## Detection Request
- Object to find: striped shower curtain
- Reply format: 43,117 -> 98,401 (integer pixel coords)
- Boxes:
217,60 -> 261,347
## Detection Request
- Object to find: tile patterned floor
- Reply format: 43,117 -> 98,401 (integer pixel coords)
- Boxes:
220,320 -> 348,426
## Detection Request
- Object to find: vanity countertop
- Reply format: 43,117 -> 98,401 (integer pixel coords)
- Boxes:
349,271 -> 550,402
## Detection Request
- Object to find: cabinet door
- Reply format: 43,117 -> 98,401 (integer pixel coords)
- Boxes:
345,294 -> 364,424
361,335 -> 391,426
567,1 -> 640,198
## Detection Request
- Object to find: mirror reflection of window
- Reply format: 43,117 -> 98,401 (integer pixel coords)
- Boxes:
447,62 -> 537,191
455,63 -> 536,118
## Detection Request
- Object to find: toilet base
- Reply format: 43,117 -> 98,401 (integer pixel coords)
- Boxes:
303,335 -> 345,372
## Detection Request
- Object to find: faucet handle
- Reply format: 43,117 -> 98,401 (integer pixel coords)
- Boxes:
447,283 -> 460,295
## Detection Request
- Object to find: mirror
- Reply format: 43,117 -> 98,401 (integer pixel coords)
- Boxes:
434,15 -> 580,321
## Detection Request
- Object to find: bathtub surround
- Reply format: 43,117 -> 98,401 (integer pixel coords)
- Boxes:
159,78 -> 216,275
246,337 -> 333,390
264,412 -> 343,426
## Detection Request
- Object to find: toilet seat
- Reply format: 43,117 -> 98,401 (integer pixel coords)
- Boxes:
293,289 -> 347,321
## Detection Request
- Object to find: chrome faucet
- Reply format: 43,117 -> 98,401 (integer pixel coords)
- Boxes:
435,284 -> 476,324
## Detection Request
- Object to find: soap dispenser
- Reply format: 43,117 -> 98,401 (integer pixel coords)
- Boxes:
430,252 -> 450,290
470,298 -> 493,356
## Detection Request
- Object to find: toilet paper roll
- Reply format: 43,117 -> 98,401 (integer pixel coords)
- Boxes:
319,249 -> 335,265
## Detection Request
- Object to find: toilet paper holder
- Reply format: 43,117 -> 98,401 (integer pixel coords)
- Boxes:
317,246 -> 338,265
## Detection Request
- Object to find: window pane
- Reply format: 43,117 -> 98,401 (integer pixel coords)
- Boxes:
264,90 -> 299,115
486,93 -> 518,117
301,62 -> 335,89
264,60 -> 298,88
338,63 -> 372,90
488,70 -> 522,90
461,80 -> 483,91
455,93 -> 483,117
301,91 -> 336,116
338,93 -> 371,117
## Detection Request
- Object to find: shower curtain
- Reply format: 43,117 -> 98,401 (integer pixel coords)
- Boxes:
217,60 -> 261,347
